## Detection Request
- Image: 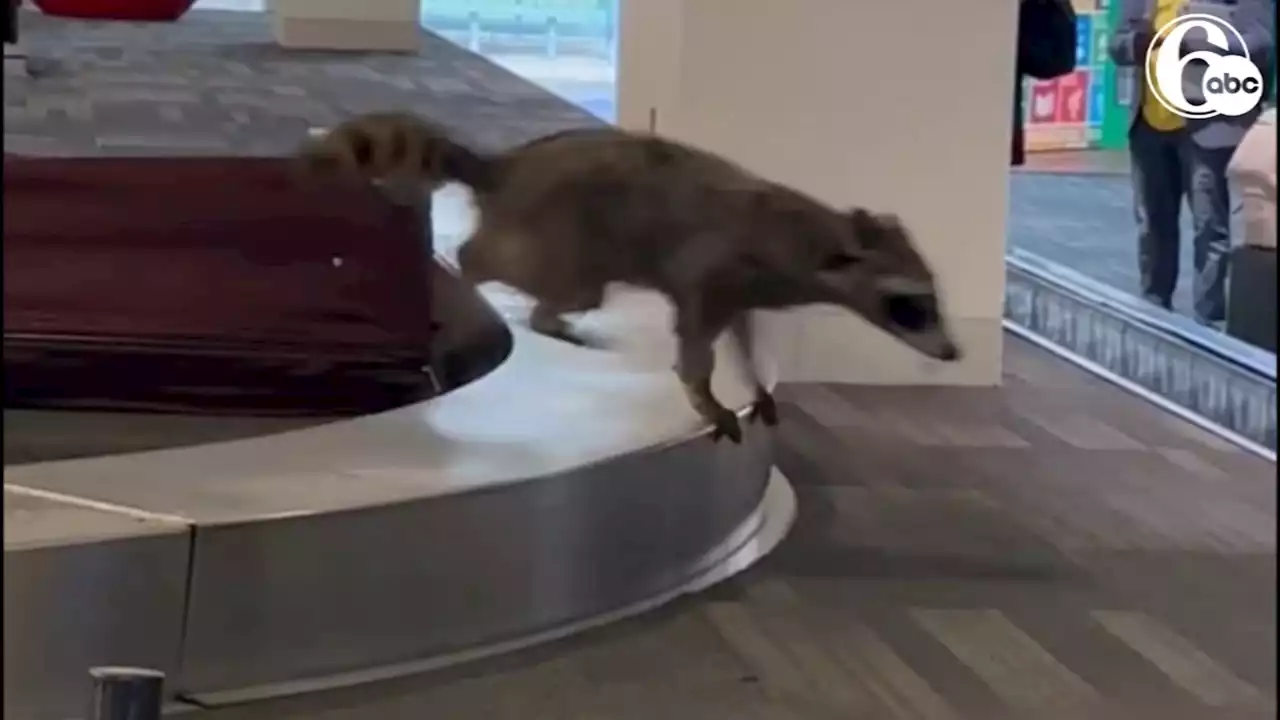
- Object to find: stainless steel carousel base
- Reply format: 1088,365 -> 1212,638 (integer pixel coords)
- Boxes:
4,265 -> 790,720
191,468 -> 795,708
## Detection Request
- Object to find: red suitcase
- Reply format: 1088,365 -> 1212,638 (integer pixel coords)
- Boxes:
3,155 -> 436,415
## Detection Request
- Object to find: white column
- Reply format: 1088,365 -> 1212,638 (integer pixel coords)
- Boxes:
271,0 -> 422,53
617,0 -> 1016,386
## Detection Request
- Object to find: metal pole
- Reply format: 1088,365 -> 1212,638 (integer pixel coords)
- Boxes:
88,667 -> 165,720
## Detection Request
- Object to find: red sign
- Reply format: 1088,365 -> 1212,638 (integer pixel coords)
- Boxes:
1055,71 -> 1088,125
1028,80 -> 1060,124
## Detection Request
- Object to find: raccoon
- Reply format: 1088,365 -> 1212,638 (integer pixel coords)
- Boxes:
300,113 -> 962,444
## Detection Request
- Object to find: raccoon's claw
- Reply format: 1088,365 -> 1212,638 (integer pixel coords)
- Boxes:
708,410 -> 744,444
529,312 -> 596,348
546,328 -> 589,347
529,322 -> 588,347
749,391 -> 779,427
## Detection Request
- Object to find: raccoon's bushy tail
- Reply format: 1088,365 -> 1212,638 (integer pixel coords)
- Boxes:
299,112 -> 496,193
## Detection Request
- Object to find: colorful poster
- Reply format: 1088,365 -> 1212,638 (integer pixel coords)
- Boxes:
1076,13 -> 1094,67
1030,80 -> 1061,123
1057,71 -> 1089,124
1024,0 -> 1113,152
1099,0 -> 1134,149
1089,73 -> 1108,124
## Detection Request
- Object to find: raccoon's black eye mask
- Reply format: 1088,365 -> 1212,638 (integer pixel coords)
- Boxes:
882,293 -> 938,331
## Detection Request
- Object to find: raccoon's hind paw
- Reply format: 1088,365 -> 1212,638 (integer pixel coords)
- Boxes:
748,390 -> 779,427
529,310 -> 602,348
549,329 -> 590,347
707,409 -> 743,444
530,322 -> 590,347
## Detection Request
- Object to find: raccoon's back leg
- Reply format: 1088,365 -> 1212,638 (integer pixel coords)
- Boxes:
455,235 -> 496,284
527,290 -> 605,347
456,228 -> 605,346
523,237 -> 608,346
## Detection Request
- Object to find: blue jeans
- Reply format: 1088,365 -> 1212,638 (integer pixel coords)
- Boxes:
1128,118 -> 1234,324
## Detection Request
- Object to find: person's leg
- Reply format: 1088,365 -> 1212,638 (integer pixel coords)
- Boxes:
1184,140 -> 1235,326
1128,119 -> 1186,309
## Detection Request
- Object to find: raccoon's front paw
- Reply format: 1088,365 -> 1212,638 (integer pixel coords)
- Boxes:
543,327 -> 590,347
749,390 -> 779,427
707,409 -> 743,444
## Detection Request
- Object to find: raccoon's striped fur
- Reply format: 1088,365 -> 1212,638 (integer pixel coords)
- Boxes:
300,113 -> 961,443
297,112 -> 491,202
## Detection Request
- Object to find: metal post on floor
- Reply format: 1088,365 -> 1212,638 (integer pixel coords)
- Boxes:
88,666 -> 165,720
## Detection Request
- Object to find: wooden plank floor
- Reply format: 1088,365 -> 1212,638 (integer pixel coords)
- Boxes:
205,336 -> 1276,720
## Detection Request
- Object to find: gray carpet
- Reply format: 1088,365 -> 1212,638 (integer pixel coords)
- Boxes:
4,8 -> 600,158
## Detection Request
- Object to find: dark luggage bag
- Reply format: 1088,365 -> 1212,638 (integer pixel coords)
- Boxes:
3,155 -> 436,415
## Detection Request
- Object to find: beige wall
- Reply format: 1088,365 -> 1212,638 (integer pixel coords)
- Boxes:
617,0 -> 1017,386
272,0 -> 421,51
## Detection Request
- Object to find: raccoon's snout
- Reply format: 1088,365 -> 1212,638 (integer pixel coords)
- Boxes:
936,341 -> 961,361
881,293 -> 937,332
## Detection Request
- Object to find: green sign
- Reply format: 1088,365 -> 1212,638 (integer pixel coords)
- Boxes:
1098,0 -> 1132,150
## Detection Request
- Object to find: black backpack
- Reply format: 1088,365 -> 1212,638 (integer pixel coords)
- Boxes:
1018,0 -> 1078,80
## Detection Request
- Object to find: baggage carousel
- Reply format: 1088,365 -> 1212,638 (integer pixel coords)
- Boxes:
3,244 -> 795,719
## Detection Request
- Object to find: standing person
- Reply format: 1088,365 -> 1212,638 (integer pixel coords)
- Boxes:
1108,0 -> 1275,326
1012,0 -> 1079,166
1224,106 -> 1277,350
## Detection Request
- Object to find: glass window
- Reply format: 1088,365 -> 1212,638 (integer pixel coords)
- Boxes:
1011,0 -> 1277,359
420,0 -> 618,122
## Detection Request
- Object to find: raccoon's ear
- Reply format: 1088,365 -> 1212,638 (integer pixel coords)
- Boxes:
849,207 -> 873,224
847,207 -> 901,247
847,207 -> 877,236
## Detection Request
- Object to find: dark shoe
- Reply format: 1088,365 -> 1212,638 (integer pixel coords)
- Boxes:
1195,316 -> 1225,332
